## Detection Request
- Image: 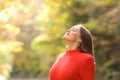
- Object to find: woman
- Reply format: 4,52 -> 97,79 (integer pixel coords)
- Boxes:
49,24 -> 95,80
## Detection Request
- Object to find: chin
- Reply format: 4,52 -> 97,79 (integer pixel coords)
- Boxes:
63,35 -> 68,41
63,36 -> 67,40
63,36 -> 71,43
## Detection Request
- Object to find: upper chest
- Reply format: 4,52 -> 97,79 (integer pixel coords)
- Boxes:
51,54 -> 82,80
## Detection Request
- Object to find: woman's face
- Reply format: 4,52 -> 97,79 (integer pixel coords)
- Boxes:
63,25 -> 81,43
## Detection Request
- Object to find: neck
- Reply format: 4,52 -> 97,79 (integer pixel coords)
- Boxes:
66,42 -> 80,50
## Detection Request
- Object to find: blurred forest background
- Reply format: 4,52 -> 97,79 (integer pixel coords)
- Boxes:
0,0 -> 120,80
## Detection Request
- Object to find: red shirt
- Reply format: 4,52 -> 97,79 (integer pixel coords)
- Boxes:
49,50 -> 95,80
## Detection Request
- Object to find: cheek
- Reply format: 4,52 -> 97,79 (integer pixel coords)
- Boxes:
71,32 -> 79,38
70,33 -> 80,42
70,34 -> 77,39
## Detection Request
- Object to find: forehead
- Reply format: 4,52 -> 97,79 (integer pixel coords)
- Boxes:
71,25 -> 81,30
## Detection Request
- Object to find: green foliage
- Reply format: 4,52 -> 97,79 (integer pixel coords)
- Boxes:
0,52 -> 12,80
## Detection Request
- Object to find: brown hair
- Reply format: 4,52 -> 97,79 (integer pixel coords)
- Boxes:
77,24 -> 94,56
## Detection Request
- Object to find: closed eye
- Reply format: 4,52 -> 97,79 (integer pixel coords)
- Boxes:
71,28 -> 76,32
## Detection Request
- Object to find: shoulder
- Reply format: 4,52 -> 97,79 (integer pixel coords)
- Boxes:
58,52 -> 65,58
81,53 -> 94,65
76,53 -> 95,69
77,52 -> 94,63
81,53 -> 93,59
56,52 -> 65,61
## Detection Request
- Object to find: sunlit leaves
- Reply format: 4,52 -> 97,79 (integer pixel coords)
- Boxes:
93,0 -> 115,6
0,41 -> 22,53
35,4 -> 50,23
84,20 -> 98,31
0,0 -> 31,79
0,12 -> 9,23
1,24 -> 20,34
